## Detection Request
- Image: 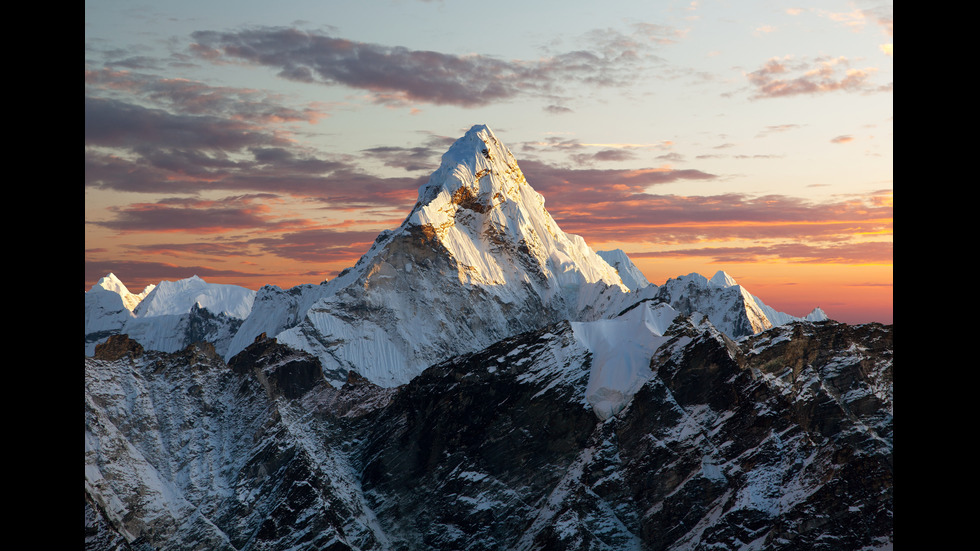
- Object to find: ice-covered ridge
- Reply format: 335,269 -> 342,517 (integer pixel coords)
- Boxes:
85,274 -> 256,357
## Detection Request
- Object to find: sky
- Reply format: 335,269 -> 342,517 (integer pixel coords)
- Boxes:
84,0 -> 893,325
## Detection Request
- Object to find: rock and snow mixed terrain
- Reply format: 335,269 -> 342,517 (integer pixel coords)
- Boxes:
84,124 -> 890,550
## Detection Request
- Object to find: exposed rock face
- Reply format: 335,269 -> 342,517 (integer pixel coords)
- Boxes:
631,318 -> 893,549
227,333 -> 326,400
84,317 -> 893,550
93,334 -> 145,361
355,321 -> 598,549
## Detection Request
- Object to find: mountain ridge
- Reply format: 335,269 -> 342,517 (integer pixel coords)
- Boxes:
84,124 -> 890,550
86,125 -> 829,385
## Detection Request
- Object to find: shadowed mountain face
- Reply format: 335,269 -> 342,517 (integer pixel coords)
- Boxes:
85,316 -> 892,550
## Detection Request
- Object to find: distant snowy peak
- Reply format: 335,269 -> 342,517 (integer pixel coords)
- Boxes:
668,271 -> 737,289
804,306 -> 829,321
93,272 -> 129,295
708,270 -> 738,288
133,275 -> 255,319
85,273 -> 252,358
92,273 -> 155,312
597,249 -> 652,291
656,271 -> 827,338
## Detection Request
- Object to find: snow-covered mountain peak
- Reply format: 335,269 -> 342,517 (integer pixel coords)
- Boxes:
242,125 -> 631,386
407,124 -> 523,220
85,273 -> 252,357
405,124 -> 538,241
383,124 -> 626,292
670,272 -> 710,288
597,249 -> 652,291
804,306 -> 829,321
93,273 -> 128,294
709,270 -> 738,288
654,270 -> 831,338
88,127 -> 833,390
91,273 -> 155,312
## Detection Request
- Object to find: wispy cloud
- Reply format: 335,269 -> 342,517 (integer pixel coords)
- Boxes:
188,25 -> 677,107
818,4 -> 893,37
360,133 -> 457,172
84,92 -> 426,207
246,228 -> 382,263
745,55 -> 883,99
85,68 -> 332,124
188,27 -> 547,106
518,137 -> 673,165
85,95 -> 285,152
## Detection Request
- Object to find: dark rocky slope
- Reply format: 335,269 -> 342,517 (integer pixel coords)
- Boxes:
85,317 -> 892,550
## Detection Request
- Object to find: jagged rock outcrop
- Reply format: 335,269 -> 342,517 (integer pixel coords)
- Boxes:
227,333 -> 326,400
93,334 -> 145,361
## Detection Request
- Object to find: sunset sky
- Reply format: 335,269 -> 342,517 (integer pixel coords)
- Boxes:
84,0 -> 893,325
